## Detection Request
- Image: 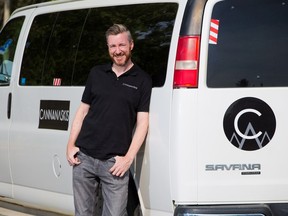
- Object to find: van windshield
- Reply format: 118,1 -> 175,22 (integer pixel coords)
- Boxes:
0,17 -> 24,86
207,0 -> 288,88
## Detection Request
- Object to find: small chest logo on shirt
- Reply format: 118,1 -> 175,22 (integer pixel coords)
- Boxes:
122,83 -> 138,90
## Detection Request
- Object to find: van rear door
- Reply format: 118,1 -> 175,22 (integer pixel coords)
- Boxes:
197,0 -> 288,204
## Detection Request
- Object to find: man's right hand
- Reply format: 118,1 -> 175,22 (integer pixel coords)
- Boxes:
67,145 -> 81,166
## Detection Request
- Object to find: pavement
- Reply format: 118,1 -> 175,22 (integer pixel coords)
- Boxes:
0,200 -> 70,216
0,207 -> 33,216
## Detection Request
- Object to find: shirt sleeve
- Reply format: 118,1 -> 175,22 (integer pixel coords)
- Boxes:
81,70 -> 93,105
137,74 -> 152,112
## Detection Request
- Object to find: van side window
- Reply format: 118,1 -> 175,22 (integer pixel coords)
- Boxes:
207,0 -> 288,88
20,11 -> 88,86
0,17 -> 24,86
20,3 -> 178,87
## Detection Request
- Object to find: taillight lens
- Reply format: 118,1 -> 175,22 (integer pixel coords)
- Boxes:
173,36 -> 200,88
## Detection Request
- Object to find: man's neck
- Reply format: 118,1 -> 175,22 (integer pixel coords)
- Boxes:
112,61 -> 134,77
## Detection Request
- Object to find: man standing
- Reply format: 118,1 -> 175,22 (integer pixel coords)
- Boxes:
66,24 -> 152,215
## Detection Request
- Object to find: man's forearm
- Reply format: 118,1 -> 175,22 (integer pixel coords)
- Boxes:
125,112 -> 149,161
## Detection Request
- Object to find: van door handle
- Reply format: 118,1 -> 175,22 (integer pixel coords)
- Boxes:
7,92 -> 12,119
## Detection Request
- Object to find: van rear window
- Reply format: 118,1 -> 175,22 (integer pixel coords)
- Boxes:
207,0 -> 288,88
19,3 -> 178,87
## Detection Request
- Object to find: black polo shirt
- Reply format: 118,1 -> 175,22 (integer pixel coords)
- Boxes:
76,63 -> 152,160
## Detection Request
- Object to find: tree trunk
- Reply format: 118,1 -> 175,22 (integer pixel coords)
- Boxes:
3,0 -> 10,25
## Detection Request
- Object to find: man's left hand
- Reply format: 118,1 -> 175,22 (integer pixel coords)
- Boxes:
109,156 -> 133,177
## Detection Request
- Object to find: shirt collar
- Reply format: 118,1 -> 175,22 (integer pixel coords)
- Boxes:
104,63 -> 138,76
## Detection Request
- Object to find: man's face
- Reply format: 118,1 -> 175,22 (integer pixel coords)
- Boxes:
107,32 -> 134,67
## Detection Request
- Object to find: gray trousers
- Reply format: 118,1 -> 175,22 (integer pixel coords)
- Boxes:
73,151 -> 129,216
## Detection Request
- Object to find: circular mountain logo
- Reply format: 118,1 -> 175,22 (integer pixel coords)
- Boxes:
223,97 -> 276,151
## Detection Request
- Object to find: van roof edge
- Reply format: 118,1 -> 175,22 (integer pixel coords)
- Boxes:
11,0 -> 83,16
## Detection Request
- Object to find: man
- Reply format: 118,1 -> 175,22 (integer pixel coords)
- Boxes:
66,24 -> 152,216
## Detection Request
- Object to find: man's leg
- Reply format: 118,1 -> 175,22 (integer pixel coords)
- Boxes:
73,151 -> 100,216
100,157 -> 129,216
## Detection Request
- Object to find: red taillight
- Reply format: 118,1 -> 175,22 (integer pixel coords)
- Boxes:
173,36 -> 200,88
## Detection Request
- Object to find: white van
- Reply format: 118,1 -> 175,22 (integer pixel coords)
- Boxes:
1,0 -> 288,215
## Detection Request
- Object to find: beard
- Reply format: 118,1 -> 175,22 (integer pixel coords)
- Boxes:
110,51 -> 132,67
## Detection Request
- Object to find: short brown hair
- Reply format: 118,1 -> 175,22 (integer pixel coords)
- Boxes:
105,24 -> 133,42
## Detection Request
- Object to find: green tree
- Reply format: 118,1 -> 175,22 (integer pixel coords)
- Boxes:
10,0 -> 52,12
1,0 -> 54,27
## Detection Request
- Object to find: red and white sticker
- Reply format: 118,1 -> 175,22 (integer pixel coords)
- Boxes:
209,19 -> 219,45
53,78 -> 62,86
